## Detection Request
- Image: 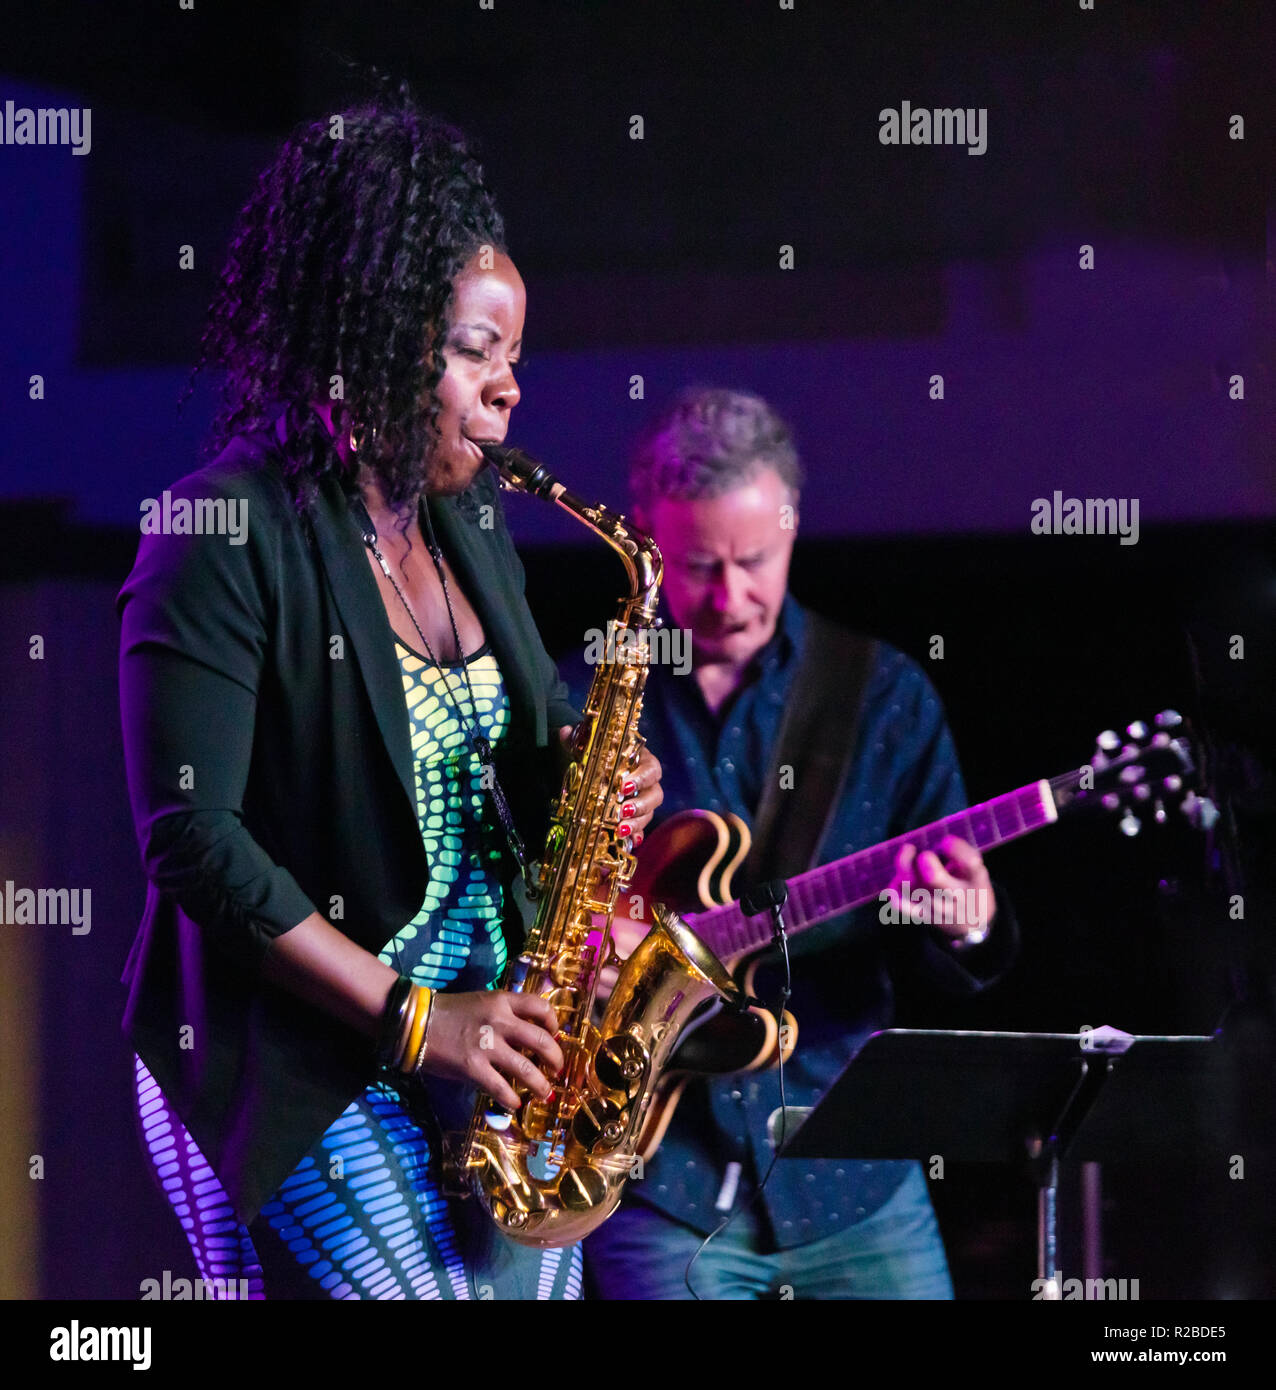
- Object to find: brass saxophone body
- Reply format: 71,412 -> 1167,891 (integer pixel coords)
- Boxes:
455,444 -> 738,1248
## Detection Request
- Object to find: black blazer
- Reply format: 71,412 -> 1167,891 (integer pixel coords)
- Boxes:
117,420 -> 578,1224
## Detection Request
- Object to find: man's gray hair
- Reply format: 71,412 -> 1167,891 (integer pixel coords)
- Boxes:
629,387 -> 804,512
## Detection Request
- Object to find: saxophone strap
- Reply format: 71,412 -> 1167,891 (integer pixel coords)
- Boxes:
350,490 -> 537,897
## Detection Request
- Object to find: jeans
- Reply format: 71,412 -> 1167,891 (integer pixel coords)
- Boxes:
585,1162 -> 953,1300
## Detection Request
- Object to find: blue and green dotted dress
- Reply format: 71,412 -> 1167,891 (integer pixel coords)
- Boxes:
133,639 -> 583,1300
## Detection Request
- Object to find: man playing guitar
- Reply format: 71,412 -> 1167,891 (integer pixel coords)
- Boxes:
578,387 -> 1016,1300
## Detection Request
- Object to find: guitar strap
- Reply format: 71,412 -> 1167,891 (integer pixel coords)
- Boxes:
745,612 -> 878,888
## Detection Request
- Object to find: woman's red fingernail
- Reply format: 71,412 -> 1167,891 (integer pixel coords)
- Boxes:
622,780 -> 636,797
622,801 -> 637,817
617,823 -> 631,838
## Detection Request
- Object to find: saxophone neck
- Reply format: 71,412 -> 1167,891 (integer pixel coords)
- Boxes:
481,443 -> 662,614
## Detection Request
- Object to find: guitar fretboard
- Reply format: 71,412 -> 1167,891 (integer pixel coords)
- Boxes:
684,778 -> 1058,958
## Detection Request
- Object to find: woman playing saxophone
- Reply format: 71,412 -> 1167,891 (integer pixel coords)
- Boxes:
118,81 -> 662,1300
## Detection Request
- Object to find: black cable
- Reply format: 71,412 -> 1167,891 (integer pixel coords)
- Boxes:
684,882 -> 794,1300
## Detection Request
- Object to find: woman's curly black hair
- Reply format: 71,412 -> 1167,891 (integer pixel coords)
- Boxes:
185,77 -> 506,518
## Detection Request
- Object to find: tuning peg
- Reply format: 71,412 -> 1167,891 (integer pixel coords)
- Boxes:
1127,720 -> 1149,741
1097,730 -> 1120,753
1119,811 -> 1141,836
1155,710 -> 1183,729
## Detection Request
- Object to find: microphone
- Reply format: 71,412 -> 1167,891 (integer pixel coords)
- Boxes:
739,879 -> 788,918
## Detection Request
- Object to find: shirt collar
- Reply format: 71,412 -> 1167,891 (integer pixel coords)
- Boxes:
760,593 -> 802,675
659,592 -> 802,718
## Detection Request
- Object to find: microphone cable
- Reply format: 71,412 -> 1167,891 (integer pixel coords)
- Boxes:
684,879 -> 794,1300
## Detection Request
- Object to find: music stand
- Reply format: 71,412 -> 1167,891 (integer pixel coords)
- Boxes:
778,1026 -> 1217,1296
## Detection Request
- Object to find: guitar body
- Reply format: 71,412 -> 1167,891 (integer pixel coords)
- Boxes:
627,810 -> 799,1159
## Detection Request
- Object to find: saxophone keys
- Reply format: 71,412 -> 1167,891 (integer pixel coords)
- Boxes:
595,1033 -> 650,1097
558,1164 -> 608,1212
521,1099 -> 552,1141
571,1096 -> 628,1152
491,1200 -> 532,1232
548,953 -> 587,988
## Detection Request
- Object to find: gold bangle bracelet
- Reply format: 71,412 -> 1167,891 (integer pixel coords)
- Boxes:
411,987 -> 436,1075
401,986 -> 432,1075
389,986 -> 420,1070
393,986 -> 424,1072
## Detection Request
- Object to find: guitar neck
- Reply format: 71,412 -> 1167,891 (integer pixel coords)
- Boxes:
685,778 -> 1060,959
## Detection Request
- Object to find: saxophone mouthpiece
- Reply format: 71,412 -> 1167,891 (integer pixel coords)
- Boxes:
478,441 -> 511,472
480,442 -> 542,492
480,443 -> 568,504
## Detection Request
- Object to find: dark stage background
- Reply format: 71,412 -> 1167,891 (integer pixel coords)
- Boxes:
0,0 -> 1271,1309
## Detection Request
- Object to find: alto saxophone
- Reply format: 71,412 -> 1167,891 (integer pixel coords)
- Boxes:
452,444 -> 739,1247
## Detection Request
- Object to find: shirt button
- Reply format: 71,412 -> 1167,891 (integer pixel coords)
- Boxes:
657,1185 -> 668,1194
783,1221 -> 793,1229
721,759 -> 735,774
686,1160 -> 696,1169
804,1173 -> 815,1183
855,1206 -> 866,1217
835,1169 -> 845,1178
730,1090 -> 743,1102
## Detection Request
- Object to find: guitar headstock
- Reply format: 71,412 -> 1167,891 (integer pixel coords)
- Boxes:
1050,710 -> 1218,836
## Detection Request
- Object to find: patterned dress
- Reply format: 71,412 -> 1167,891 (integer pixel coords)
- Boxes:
133,639 -> 583,1300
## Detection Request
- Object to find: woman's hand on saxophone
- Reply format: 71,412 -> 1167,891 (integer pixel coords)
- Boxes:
555,725 -> 664,844
420,991 -> 564,1111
